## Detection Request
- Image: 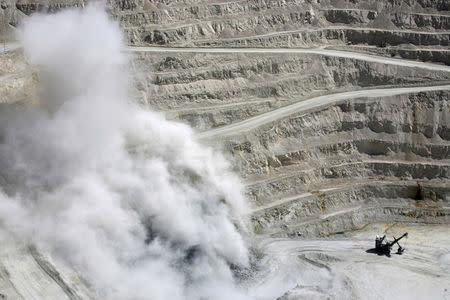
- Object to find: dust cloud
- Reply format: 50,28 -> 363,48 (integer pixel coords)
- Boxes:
0,5 -> 250,299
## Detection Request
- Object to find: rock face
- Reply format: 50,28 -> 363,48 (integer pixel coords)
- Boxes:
0,0 -> 449,298
1,0 -> 449,245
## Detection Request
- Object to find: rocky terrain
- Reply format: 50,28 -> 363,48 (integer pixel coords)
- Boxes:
0,0 -> 449,299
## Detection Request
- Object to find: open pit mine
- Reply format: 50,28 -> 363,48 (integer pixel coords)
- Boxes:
0,0 -> 449,299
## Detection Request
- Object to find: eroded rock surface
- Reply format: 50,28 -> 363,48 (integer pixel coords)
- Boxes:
0,0 -> 449,299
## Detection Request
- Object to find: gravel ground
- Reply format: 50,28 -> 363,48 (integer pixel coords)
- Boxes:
249,223 -> 450,300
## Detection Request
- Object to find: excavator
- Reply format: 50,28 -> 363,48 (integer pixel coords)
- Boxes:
375,232 -> 408,256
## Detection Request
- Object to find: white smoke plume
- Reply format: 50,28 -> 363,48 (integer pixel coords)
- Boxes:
0,5 -> 251,299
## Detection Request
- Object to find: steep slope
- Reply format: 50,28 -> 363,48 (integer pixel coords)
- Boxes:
0,0 -> 449,299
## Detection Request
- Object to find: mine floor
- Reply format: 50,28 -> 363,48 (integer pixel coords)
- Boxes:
250,223 -> 450,300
